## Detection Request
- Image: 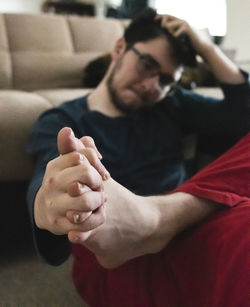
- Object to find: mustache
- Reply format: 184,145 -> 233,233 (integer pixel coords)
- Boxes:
130,87 -> 154,104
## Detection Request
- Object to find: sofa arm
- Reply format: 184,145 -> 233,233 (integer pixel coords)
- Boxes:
0,91 -> 51,181
0,88 -> 91,181
193,87 -> 223,98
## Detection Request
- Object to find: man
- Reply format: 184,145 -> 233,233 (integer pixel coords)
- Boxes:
27,9 -> 250,306
63,129 -> 249,307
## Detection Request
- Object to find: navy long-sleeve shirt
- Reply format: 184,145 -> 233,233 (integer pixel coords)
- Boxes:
27,72 -> 250,265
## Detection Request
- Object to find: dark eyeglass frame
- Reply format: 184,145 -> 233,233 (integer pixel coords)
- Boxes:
129,45 -> 175,87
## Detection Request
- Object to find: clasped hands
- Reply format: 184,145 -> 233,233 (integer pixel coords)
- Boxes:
34,127 -> 162,268
34,127 -> 110,242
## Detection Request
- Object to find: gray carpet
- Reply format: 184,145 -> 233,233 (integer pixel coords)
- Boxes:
0,248 -> 87,307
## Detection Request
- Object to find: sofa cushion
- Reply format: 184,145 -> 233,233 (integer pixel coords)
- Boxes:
12,51 -> 103,90
5,13 -> 73,53
193,87 -> 223,98
0,91 -> 51,180
68,16 -> 124,52
1,14 -> 125,91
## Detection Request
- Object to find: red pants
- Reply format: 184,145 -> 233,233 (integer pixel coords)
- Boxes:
72,133 -> 250,307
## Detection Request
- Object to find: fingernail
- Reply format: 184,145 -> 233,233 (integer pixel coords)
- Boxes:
74,214 -> 80,223
97,152 -> 103,160
70,128 -> 75,138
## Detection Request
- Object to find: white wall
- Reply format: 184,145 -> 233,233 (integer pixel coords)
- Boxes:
0,0 -> 44,14
222,0 -> 250,62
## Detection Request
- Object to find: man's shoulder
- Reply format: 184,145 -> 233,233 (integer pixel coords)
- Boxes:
43,95 -> 90,122
59,95 -> 88,113
36,95 -> 89,129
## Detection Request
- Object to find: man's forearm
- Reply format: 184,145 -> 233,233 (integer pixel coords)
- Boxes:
144,192 -> 222,253
200,44 -> 245,84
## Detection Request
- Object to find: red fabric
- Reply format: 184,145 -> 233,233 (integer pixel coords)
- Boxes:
72,133 -> 250,307
174,132 -> 250,205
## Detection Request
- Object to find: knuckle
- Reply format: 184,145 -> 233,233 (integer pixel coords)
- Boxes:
88,150 -> 100,167
78,211 -> 91,223
46,198 -> 54,209
52,217 -> 59,226
70,151 -> 84,165
83,148 -> 98,165
86,147 -> 96,158
82,192 -> 103,211
85,168 -> 95,182
46,159 -> 54,171
44,176 -> 56,191
81,193 -> 92,210
79,162 -> 90,175
48,217 -> 64,235
84,136 -> 95,146
85,170 -> 100,189
68,181 -> 82,196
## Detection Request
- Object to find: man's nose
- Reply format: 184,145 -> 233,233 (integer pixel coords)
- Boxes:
140,75 -> 161,93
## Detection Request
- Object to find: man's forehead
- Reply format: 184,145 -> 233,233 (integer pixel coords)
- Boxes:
134,37 -> 170,53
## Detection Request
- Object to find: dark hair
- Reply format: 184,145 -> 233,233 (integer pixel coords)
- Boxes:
82,53 -> 111,87
124,8 -> 197,67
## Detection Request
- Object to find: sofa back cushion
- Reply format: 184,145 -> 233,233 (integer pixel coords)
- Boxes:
0,13 -> 124,90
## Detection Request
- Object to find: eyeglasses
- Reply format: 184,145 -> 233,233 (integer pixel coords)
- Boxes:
130,46 -> 174,87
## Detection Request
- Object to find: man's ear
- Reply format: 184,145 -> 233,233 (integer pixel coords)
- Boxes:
111,37 -> 126,61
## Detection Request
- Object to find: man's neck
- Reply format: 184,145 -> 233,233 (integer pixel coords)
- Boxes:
87,81 -> 124,118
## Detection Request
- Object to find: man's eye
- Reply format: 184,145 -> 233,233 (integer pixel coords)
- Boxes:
140,58 -> 156,73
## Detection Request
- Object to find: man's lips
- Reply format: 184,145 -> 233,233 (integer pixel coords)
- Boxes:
130,88 -> 141,100
129,87 -> 151,104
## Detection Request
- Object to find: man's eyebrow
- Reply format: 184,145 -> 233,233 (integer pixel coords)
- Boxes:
142,53 -> 161,68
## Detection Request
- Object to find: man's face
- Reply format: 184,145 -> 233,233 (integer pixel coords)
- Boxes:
106,37 -> 182,115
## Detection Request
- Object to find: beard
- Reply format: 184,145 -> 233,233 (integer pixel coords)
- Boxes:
106,58 -> 156,115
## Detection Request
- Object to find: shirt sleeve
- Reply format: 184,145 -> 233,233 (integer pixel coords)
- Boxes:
176,70 -> 250,136
174,132 -> 250,207
26,108 -> 81,265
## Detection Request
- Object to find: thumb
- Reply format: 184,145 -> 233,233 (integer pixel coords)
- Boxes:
58,127 -> 110,180
57,127 -> 85,155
